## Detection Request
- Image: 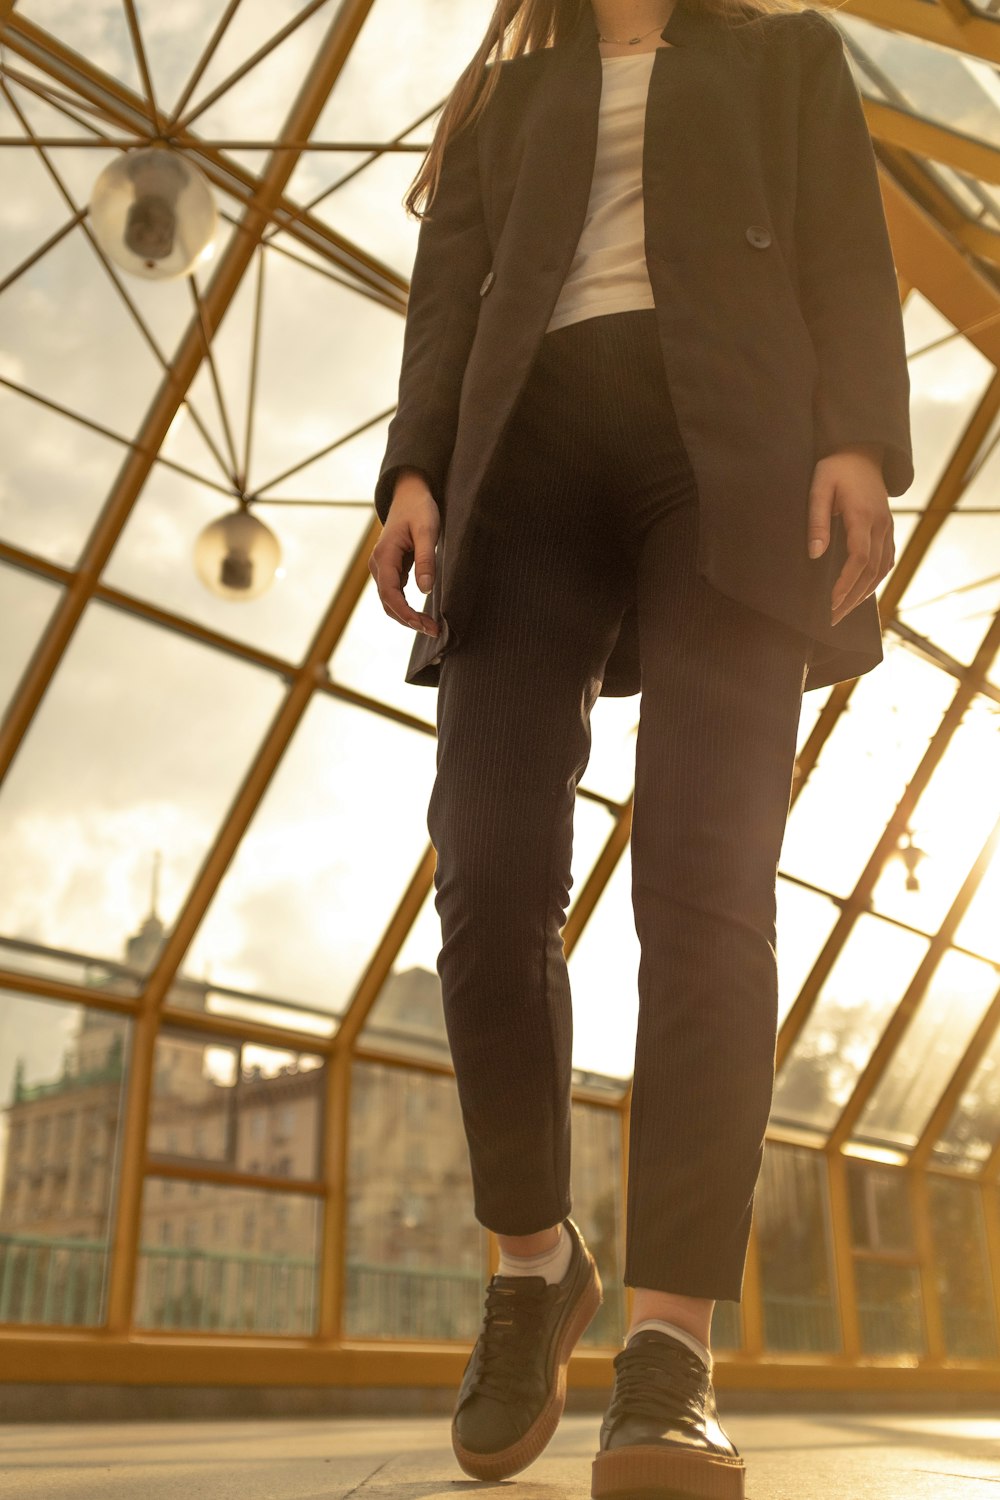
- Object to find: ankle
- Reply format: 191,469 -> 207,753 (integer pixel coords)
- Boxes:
496,1224 -> 562,1256
627,1290 -> 715,1350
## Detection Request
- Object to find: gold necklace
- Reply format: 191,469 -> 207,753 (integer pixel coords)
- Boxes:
597,19 -> 669,44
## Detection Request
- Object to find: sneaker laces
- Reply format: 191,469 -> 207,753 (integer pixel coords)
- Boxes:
469,1276 -> 553,1403
605,1340 -> 709,1428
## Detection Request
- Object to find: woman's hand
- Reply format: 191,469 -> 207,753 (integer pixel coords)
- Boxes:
807,443 -> 896,628
369,468 -> 441,636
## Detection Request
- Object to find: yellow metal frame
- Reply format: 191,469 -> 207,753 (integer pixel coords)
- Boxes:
2,0 -> 1000,1393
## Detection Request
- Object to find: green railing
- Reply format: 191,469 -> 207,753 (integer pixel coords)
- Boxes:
18,1235 -> 974,1360
136,1246 -> 317,1334
0,1233 -> 107,1326
762,1292 -> 841,1353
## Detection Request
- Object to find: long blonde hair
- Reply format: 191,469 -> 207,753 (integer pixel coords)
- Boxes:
405,0 -> 812,221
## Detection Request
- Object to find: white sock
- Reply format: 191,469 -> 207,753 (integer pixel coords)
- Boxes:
496,1223 -> 573,1284
626,1317 -> 713,1375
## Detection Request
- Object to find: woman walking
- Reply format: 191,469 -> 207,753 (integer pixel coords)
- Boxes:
369,2 -> 912,1496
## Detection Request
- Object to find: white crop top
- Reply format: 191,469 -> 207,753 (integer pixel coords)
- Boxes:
545,51 -> 658,334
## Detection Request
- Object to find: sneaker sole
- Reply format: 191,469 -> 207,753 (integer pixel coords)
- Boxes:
451,1243 -> 604,1481
592,1441 -> 746,1499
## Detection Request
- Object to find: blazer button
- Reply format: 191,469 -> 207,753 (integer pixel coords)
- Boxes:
479,269 -> 495,296
745,225 -> 771,249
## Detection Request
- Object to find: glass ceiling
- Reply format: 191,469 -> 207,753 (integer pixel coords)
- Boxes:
2,0 -> 1000,1183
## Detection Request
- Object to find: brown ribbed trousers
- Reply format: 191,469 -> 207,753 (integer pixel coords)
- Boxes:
427,307 -> 813,1302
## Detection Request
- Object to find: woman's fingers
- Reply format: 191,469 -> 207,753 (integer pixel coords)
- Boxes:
831,515 -> 892,626
369,512 -> 440,635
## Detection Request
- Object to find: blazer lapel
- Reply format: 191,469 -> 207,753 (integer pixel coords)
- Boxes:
515,0 -> 727,298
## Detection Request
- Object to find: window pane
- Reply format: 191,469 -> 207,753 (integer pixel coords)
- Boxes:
775,879 -> 843,1031
895,513 -> 1000,668
0,223 -> 164,435
847,1162 -> 914,1254
570,1102 -> 626,1349
954,845 -> 1000,965
105,453 -> 370,666
181,695 -> 437,1026
870,696 -> 1000,934
780,646 -> 953,899
757,1145 -> 840,1354
0,995 -> 130,1328
149,1031 -> 324,1181
567,846 -> 638,1082
847,1163 -> 924,1359
853,949 -> 999,1154
927,1177 -> 999,1361
135,1179 -> 320,1334
0,387 -> 128,568
344,1061 -> 486,1341
0,563 -> 62,718
854,1259 -> 926,1358
771,915 -> 928,1136
0,601 -> 285,982
931,1013 -> 1000,1174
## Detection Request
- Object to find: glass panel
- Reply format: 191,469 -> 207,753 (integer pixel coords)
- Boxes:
182,986 -> 338,1041
149,1031 -> 324,1181
330,573 -> 448,728
0,384 -> 127,567
359,797 -> 616,1066
854,1259 -> 926,1358
567,845 -> 638,1082
104,459 -> 370,665
955,841 -> 1000,965
771,914 -> 929,1136
757,1145 -> 840,1354
931,1009 -> 1000,1174
182,695 -> 437,1023
570,1102 -> 626,1349
0,117 -> 71,284
581,697 -> 640,803
871,696 -> 1000,934
893,290 -> 992,514
133,0 -> 238,118
773,879 -> 841,1030
0,224 -> 164,435
295,0 -> 493,232
0,601 -> 285,983
179,1 -> 337,173
0,563 -> 62,717
344,1060 -> 487,1341
0,995 -> 130,1328
847,1161 -> 913,1253
895,513 -> 1000,667
16,1 -> 143,92
853,949 -> 999,1154
0,939 -> 142,997
839,12 -> 1000,153
927,1177 -> 999,1361
779,645 -> 953,899
135,1179 -> 320,1333
847,1163 -> 924,1359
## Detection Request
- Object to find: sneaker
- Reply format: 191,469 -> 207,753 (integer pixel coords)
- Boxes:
451,1214 -> 603,1481
591,1329 -> 746,1500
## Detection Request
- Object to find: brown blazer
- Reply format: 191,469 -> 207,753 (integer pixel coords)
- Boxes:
374,0 -> 913,696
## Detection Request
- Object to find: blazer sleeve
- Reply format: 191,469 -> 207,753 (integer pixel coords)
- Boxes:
372,89 -> 493,528
794,12 -> 914,498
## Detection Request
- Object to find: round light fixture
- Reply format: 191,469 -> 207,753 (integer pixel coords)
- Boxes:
194,506 -> 282,600
89,144 -> 218,280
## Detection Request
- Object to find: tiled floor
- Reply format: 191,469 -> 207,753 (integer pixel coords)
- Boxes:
1,1411 -> 999,1498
